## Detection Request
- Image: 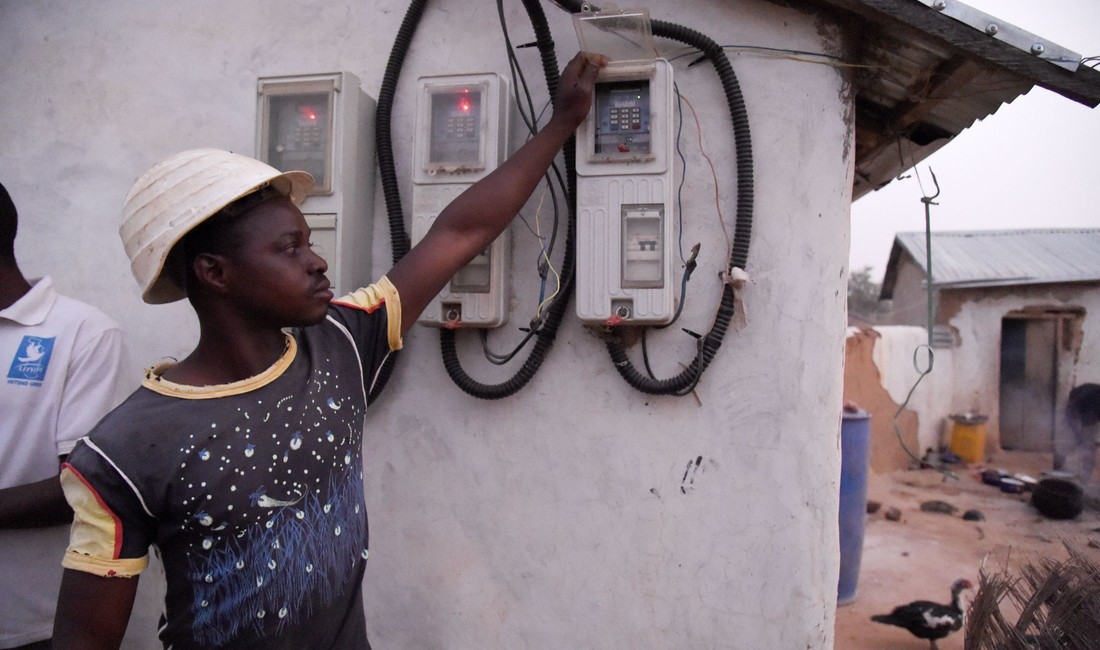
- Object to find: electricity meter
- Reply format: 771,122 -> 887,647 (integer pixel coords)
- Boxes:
411,72 -> 512,328
573,8 -> 676,326
257,72 -> 377,297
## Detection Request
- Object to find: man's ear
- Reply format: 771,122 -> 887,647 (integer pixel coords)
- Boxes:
191,253 -> 232,295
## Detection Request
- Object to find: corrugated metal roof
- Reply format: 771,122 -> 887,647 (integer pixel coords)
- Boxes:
883,229 -> 1100,296
803,0 -> 1100,199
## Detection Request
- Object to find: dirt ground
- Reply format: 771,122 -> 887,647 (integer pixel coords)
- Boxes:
834,449 -> 1100,649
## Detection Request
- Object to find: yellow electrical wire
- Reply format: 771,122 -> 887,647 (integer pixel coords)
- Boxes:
530,186 -> 562,319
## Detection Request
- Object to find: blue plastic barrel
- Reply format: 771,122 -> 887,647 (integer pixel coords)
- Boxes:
837,410 -> 870,605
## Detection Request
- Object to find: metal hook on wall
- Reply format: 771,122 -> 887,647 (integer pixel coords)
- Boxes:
919,166 -> 940,355
921,168 -> 941,205
895,136 -> 912,181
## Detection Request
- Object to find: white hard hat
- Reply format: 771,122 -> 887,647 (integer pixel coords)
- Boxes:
120,148 -> 314,304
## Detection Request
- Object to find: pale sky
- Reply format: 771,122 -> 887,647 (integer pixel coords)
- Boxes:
849,0 -> 1100,280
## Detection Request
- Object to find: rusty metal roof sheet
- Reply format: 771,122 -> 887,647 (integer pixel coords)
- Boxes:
880,229 -> 1100,297
804,0 -> 1100,199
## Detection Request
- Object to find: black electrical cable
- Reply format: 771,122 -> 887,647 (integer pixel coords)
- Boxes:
498,0 -> 541,135
369,0 -> 571,401
555,1 -> 755,396
438,0 -> 577,399
641,253 -> 695,379
366,0 -> 430,404
473,7 -> 571,369
673,82 -> 689,263
480,326 -> 540,365
373,1 -> 753,399
495,1 -> 566,322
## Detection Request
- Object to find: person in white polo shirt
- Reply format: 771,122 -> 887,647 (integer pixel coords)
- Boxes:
0,180 -> 127,650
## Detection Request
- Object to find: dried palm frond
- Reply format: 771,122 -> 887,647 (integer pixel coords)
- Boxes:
966,541 -> 1100,650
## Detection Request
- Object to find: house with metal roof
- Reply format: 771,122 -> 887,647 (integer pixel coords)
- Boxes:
879,228 -> 1100,457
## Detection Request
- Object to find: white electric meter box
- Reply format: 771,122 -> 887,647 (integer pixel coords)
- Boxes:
411,72 -> 513,328
256,72 -> 377,297
573,8 -> 676,326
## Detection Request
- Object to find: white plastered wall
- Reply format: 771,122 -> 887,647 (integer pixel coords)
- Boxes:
947,286 -> 1099,450
0,1 -> 853,646
870,326 -> 957,458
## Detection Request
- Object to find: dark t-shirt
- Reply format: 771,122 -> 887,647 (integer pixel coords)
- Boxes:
62,295 -> 397,649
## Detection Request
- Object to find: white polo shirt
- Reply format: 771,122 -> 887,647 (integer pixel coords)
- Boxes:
0,276 -> 127,648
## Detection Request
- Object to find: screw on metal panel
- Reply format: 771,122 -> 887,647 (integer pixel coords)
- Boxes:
932,0 -> 946,10
1031,43 -> 1046,55
985,23 -> 999,36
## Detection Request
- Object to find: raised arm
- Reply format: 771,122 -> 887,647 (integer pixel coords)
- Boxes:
386,51 -> 606,335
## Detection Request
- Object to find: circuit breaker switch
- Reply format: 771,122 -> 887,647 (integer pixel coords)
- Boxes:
621,204 -> 664,289
450,248 -> 492,294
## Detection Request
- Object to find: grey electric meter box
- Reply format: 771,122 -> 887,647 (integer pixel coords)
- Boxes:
256,72 -> 377,297
574,8 -> 660,163
573,8 -> 677,326
411,73 -> 513,328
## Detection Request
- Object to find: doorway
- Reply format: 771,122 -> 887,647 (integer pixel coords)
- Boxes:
998,311 -> 1082,451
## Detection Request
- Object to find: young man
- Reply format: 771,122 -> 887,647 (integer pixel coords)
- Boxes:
52,51 -> 605,649
0,181 -> 127,650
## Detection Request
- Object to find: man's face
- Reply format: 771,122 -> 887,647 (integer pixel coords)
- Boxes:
222,197 -> 333,327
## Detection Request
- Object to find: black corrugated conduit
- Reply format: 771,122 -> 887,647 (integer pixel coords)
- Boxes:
439,0 -> 577,399
554,1 -> 755,396
367,0 -> 429,404
372,0 -> 576,401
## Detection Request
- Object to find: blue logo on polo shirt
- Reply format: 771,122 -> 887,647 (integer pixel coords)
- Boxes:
7,335 -> 55,384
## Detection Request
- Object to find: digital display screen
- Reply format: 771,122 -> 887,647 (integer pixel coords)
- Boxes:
594,80 -> 651,155
429,88 -> 482,165
266,92 -> 331,190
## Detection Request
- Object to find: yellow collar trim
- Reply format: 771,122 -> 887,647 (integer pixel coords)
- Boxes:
142,334 -> 297,399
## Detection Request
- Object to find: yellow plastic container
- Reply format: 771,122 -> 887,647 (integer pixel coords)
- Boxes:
949,415 -> 988,464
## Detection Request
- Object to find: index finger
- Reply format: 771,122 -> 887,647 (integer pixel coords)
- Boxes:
565,51 -> 605,78
579,52 -> 608,78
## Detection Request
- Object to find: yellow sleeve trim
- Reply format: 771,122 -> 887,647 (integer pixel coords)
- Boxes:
62,551 -> 148,578
60,466 -> 149,578
333,276 -> 404,351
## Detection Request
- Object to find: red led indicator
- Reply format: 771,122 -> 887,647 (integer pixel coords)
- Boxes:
300,106 -> 318,121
